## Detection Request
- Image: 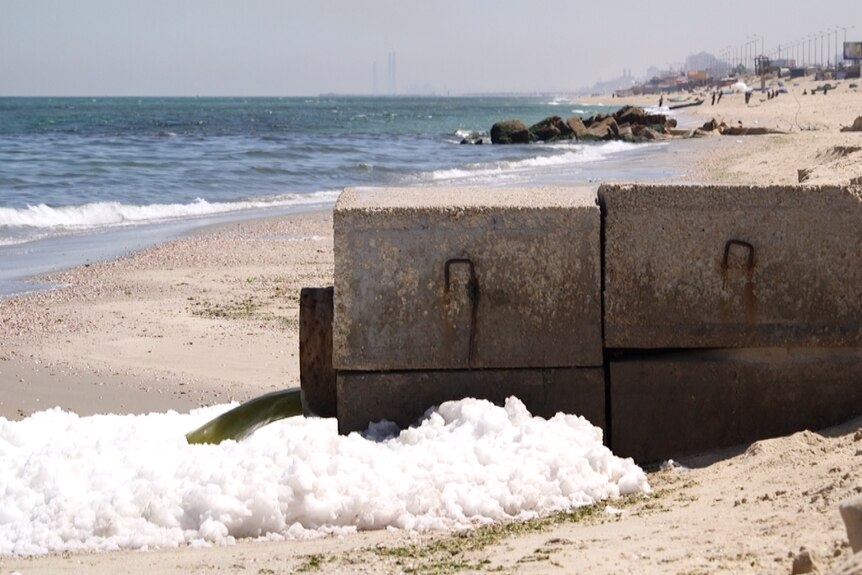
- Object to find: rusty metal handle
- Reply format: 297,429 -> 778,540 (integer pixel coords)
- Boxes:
444,258 -> 479,368
722,239 -> 755,270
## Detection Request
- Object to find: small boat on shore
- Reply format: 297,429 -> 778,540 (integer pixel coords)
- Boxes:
668,98 -> 705,110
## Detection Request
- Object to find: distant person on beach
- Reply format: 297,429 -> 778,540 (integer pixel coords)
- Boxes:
659,95 -> 663,107
717,91 -> 722,103
711,92 -> 716,105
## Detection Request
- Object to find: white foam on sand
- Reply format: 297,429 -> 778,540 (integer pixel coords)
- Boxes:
0,396 -> 649,556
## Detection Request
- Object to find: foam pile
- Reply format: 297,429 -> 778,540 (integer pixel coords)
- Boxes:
0,396 -> 648,555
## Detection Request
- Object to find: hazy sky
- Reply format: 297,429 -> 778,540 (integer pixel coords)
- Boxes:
1,0 -> 859,96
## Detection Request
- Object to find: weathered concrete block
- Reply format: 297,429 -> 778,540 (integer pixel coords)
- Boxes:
610,348 -> 862,463
299,287 -> 336,418
600,184 -> 862,349
336,368 -> 605,434
334,187 -> 602,370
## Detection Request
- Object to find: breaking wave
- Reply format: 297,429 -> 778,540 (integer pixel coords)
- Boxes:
425,141 -> 639,183
0,191 -> 340,232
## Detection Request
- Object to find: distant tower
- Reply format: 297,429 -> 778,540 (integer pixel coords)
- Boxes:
387,51 -> 397,96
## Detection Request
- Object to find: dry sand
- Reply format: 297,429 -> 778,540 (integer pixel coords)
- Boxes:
577,75 -> 862,187
2,76 -> 862,574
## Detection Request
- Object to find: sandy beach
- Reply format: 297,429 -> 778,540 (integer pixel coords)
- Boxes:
2,76 -> 862,574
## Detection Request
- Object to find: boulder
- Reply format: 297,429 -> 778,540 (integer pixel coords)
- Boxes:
566,116 -> 588,140
612,106 -> 670,129
644,113 -> 668,126
529,116 -> 572,142
584,113 -> 607,128
491,105 -> 676,145
640,127 -> 662,140
584,117 -> 619,140
614,106 -> 645,126
490,119 -> 531,144
617,124 -> 634,142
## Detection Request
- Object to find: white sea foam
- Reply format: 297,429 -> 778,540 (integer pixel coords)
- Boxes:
428,141 -> 638,183
0,396 -> 648,555
0,191 -> 340,232
454,129 -> 484,140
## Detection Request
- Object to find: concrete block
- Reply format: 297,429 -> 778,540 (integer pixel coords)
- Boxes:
299,287 -> 336,418
600,184 -> 862,349
334,187 -> 602,370
610,348 -> 862,463
336,368 -> 605,434
542,368 -> 606,429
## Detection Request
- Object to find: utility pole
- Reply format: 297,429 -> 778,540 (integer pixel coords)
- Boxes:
820,32 -> 826,68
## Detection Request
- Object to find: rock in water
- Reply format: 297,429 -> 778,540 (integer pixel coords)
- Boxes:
566,116 -> 588,140
614,105 -> 645,126
584,116 -> 619,140
490,119 -> 531,144
528,115 -> 572,142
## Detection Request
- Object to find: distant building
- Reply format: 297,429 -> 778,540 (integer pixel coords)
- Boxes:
770,58 -> 796,69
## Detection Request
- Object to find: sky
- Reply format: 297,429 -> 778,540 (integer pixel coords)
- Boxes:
0,0 -> 859,97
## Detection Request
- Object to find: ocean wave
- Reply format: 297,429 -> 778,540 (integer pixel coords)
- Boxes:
426,141 -> 639,182
445,129 -> 487,146
0,191 -> 340,231
453,129 -> 485,140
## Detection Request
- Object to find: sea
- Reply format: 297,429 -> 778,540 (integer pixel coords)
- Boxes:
0,96 -> 685,296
